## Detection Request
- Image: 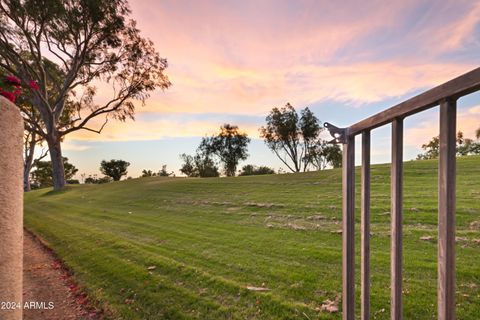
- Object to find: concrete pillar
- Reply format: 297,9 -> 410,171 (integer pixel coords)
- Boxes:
0,96 -> 24,320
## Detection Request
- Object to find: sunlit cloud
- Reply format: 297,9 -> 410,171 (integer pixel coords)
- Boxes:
111,61 -> 473,116
60,1 -> 480,176
106,0 -> 478,120
68,116 -> 262,142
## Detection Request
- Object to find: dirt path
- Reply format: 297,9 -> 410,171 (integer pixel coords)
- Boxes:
23,230 -> 97,320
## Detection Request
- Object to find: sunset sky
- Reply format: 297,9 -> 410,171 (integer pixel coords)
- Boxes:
62,0 -> 480,178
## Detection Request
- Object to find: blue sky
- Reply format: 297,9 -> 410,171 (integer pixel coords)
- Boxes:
59,0 -> 480,178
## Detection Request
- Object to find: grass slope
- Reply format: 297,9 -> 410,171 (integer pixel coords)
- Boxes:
25,156 -> 480,319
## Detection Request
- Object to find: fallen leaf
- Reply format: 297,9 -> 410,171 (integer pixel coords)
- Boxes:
51,261 -> 62,270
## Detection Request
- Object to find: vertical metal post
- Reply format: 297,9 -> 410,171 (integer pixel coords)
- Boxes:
391,118 -> 403,320
438,99 -> 456,320
361,130 -> 371,320
342,134 -> 355,320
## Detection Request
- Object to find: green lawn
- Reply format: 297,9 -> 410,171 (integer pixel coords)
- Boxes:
24,156 -> 480,319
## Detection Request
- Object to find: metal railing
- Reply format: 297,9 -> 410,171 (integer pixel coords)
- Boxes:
324,67 -> 480,320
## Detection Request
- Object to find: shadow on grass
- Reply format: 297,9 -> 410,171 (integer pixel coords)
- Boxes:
42,186 -> 75,197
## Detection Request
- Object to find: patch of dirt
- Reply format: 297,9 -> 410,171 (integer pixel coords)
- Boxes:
420,236 -> 434,241
244,202 -> 285,209
470,220 -> 480,230
23,230 -> 101,320
263,214 -> 338,231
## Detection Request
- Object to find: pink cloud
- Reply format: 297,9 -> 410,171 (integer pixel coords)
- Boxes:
424,1 -> 480,52
68,117 -> 261,142
67,1 -> 480,141
135,61 -> 475,113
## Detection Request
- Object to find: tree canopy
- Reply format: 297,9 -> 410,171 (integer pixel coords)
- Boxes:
100,159 -> 130,181
417,131 -> 480,160
0,0 -> 170,189
306,141 -> 342,170
141,169 -> 156,177
84,175 -> 111,184
179,153 -> 220,178
239,165 -> 275,176
200,124 -> 250,177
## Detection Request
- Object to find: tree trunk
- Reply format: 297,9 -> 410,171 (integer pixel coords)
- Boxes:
23,135 -> 36,192
46,133 -> 66,190
24,162 -> 32,192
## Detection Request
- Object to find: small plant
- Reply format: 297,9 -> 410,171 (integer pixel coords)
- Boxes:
0,75 -> 38,103
239,165 -> 275,176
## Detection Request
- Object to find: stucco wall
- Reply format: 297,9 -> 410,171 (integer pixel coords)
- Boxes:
0,96 -> 24,320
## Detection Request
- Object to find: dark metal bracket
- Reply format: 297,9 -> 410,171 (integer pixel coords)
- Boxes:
324,122 -> 347,144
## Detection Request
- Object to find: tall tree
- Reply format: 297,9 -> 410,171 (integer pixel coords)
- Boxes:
14,64 -> 75,191
299,107 -> 322,171
260,103 -> 324,172
158,165 -> 172,177
201,124 -> 250,177
0,0 -> 171,190
179,154 -> 197,177
100,159 -> 130,181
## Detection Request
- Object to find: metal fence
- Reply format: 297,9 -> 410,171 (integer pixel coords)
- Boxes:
324,67 -> 480,320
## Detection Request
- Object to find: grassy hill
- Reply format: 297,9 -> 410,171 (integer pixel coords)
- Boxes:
24,156 -> 480,319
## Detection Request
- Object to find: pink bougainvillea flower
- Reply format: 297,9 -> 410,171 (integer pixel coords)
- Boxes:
5,75 -> 21,86
28,80 -> 39,90
0,90 -> 17,103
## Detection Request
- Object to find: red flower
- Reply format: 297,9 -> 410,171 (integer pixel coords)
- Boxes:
5,75 -> 21,86
28,80 -> 39,90
0,90 -> 16,103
